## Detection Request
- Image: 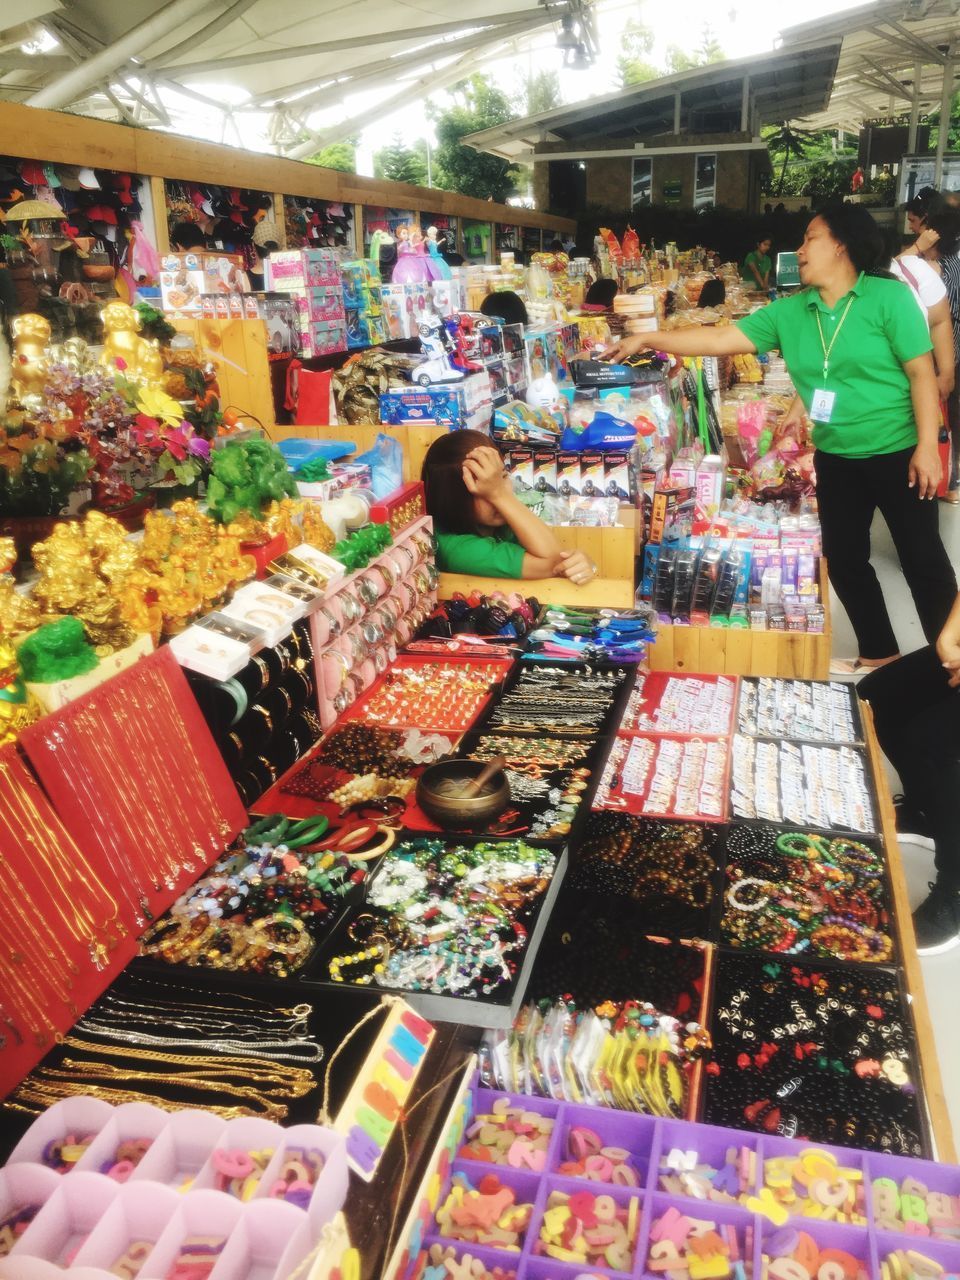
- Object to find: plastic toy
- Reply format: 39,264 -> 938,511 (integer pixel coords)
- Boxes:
411,321 -> 465,385
391,225 -> 431,286
425,226 -> 452,280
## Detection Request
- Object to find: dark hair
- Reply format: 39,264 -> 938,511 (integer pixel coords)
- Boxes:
170,221 -> 206,250
815,203 -> 889,275
421,429 -> 497,535
585,278 -> 619,307
926,205 -> 960,257
756,232 -> 773,247
698,277 -> 726,308
905,186 -> 940,220
442,250 -> 465,266
548,238 -> 564,251
479,290 -> 528,327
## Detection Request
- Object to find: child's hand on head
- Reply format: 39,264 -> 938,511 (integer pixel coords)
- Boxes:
462,446 -> 509,500
557,549 -> 597,586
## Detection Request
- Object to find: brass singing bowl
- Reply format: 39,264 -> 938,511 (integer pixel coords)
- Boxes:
417,758 -> 511,830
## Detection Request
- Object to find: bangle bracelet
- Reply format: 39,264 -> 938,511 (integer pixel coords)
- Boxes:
255,592 -> 300,615
217,677 -> 249,726
252,704 -> 274,736
252,654 -> 271,692
246,607 -> 286,629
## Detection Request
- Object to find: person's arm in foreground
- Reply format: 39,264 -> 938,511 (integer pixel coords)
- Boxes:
603,326 -> 758,363
928,298 -> 956,399
937,593 -> 960,687
904,351 -> 944,498
462,447 -> 595,583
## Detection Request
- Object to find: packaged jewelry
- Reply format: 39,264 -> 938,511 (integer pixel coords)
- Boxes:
481,996 -> 710,1116
620,673 -> 737,737
594,734 -> 728,822
571,812 -> 722,937
721,823 -> 894,962
730,735 -> 877,833
705,952 -> 926,1156
170,625 -> 253,681
737,678 -> 862,744
222,583 -> 306,646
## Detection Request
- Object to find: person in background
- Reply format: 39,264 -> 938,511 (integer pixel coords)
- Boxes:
602,202 -> 957,676
479,290 -> 528,327
422,430 -> 596,584
698,277 -> 727,308
905,186 -> 939,237
741,234 -> 773,290
584,279 -> 619,309
903,203 -> 960,503
859,592 -> 960,953
170,221 -> 207,252
548,239 -> 564,252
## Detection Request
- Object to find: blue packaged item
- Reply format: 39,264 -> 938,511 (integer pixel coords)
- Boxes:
278,438 -> 356,469
559,412 -> 636,452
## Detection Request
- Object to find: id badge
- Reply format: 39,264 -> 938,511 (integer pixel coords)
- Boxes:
810,388 -> 836,423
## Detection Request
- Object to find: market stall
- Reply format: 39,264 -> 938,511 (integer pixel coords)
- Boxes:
1,104 -> 958,1280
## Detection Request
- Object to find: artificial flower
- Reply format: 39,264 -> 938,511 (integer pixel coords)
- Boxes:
136,386 -> 185,427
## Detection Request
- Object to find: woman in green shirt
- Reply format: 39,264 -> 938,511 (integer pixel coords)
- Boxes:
742,235 -> 773,290
605,203 -> 957,674
422,430 -> 596,583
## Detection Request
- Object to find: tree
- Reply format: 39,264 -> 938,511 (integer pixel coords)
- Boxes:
765,121 -> 814,195
428,75 -> 522,201
305,139 -> 357,172
617,16 -> 659,88
517,68 -> 562,116
666,26 -> 725,74
373,134 -> 428,186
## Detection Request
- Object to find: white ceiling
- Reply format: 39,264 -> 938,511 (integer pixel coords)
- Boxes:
0,0 -> 587,155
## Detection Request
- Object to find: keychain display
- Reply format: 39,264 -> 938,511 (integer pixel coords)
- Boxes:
524,605 -> 655,664
594,733 -> 728,821
705,953 -> 926,1155
721,823 -> 894,963
730,735 -> 877,833
619,672 -> 738,737
737,678 -> 863,744
480,997 -> 710,1117
571,813 -> 722,937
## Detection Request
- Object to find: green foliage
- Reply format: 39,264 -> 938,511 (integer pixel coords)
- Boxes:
518,69 -> 562,116
134,302 -> 176,345
373,134 -> 428,186
428,75 -> 523,201
617,17 -> 658,87
305,140 -> 358,173
666,26 -> 724,75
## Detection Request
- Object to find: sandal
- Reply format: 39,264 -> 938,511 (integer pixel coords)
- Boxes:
940,491 -> 960,505
829,658 -> 873,678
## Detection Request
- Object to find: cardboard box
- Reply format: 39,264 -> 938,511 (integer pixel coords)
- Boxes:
506,448 -> 534,493
579,449 -> 605,498
532,449 -> 558,495
604,452 -> 631,501
261,294 -> 302,360
379,373 -> 491,427
557,450 -> 581,497
266,247 -> 340,291
159,265 -> 204,315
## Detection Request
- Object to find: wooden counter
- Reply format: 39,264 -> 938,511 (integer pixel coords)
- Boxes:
863,702 -> 956,1161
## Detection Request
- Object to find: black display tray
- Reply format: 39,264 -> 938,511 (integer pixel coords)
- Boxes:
735,676 -> 865,745
301,839 -> 568,1029
702,948 -> 929,1156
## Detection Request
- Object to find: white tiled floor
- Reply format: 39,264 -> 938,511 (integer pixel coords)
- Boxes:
828,501 -> 960,1155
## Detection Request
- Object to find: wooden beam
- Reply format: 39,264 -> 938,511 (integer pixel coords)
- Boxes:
0,102 -> 574,233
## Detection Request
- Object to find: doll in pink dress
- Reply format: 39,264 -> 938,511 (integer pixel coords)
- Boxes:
391,225 -> 431,285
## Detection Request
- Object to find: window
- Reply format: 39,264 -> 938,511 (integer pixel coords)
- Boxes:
631,157 -> 653,207
694,153 -> 717,209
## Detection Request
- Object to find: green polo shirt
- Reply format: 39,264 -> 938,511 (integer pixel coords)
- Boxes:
436,528 -> 525,578
735,273 -> 932,457
742,250 -> 772,285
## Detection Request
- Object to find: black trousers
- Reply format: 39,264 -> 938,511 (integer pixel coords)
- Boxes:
815,446 -> 957,659
859,646 -> 960,890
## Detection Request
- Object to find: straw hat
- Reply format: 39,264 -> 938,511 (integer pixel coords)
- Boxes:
6,198 -> 63,221
252,219 -> 281,247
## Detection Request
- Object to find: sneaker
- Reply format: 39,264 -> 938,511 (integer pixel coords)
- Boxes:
893,794 -> 935,849
912,882 -> 960,956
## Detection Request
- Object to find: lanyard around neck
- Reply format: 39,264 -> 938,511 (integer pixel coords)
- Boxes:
815,294 -> 855,383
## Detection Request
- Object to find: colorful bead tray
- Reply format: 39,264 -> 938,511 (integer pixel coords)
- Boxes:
0,1098 -> 347,1280
390,1081 -> 960,1280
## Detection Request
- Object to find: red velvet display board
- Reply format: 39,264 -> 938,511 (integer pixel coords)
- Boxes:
2,647 -> 246,1098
